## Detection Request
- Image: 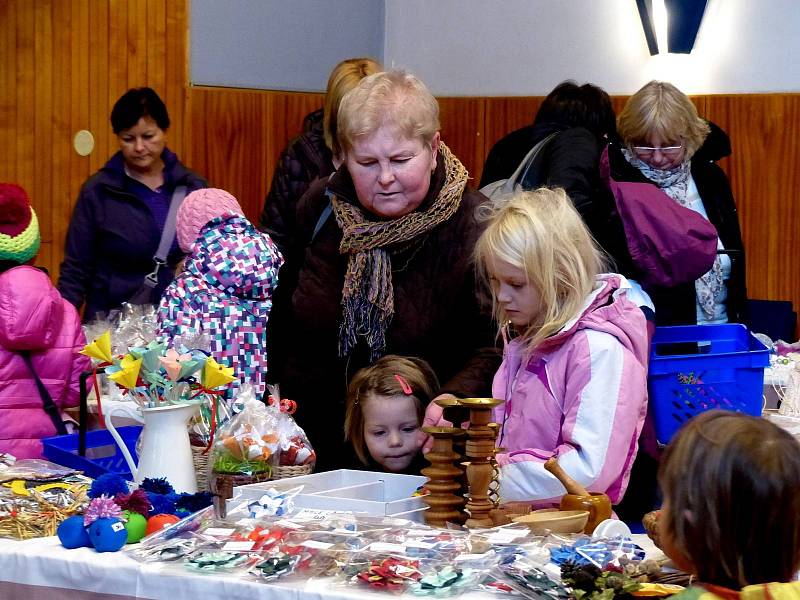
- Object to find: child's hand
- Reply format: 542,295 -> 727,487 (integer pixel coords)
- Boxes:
420,394 -> 456,453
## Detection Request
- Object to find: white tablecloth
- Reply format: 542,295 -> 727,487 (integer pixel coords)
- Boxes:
0,534 -> 662,600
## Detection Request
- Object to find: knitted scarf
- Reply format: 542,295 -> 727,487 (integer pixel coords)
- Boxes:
623,149 -> 725,320
332,142 -> 468,360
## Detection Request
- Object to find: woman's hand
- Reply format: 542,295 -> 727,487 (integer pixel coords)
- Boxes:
419,393 -> 457,453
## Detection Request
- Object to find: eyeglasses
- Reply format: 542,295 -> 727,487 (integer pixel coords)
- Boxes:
632,144 -> 683,159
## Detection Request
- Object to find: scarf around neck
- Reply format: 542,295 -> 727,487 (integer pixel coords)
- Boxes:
623,149 -> 724,320
331,141 -> 468,360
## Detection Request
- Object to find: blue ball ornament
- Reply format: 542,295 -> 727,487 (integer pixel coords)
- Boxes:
87,517 -> 128,552
57,515 -> 91,549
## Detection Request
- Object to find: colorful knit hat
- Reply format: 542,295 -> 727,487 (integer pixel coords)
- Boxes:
176,188 -> 244,252
0,183 -> 41,265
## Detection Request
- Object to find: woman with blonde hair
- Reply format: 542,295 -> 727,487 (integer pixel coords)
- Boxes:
471,188 -> 649,504
260,57 -> 382,252
602,80 -> 746,326
267,70 -> 499,471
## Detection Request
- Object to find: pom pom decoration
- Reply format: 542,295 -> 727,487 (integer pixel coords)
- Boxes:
57,515 -> 92,549
88,473 -> 129,499
114,488 -> 151,517
88,518 -> 128,553
174,491 -> 214,515
83,495 -> 124,527
141,477 -> 175,496
147,492 -> 177,517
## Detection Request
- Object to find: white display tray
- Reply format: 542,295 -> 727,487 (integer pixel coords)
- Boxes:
228,469 -> 428,521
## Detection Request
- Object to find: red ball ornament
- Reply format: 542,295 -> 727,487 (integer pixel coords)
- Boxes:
145,513 -> 181,537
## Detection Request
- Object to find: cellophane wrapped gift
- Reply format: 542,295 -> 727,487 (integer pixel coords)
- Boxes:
266,384 -> 316,470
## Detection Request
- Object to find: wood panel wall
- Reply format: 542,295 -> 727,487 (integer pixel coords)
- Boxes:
4,0 -> 799,330
0,0 -> 188,279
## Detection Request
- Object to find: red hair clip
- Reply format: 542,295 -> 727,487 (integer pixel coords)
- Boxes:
394,374 -> 413,395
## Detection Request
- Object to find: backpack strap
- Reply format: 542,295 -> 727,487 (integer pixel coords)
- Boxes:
20,351 -> 68,436
142,185 -> 188,289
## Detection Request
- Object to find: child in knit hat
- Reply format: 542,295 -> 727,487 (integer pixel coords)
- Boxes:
0,184 -> 91,458
156,188 -> 283,398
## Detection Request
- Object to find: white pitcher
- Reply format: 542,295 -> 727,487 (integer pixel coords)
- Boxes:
106,402 -> 199,493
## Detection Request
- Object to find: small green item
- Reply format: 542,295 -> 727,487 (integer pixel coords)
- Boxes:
123,510 -> 147,544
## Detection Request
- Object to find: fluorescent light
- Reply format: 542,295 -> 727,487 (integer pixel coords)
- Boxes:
653,0 -> 669,55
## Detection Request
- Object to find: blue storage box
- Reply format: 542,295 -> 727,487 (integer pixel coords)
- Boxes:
649,324 -> 769,444
42,426 -> 141,480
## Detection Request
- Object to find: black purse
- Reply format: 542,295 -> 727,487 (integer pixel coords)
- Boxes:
20,351 -> 68,436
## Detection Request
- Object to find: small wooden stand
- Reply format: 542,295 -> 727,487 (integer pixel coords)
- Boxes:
459,397 -> 503,528
421,426 -> 466,527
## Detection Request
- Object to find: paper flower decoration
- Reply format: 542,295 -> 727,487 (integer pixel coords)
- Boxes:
129,341 -> 166,373
107,355 -> 142,390
202,357 -> 236,389
159,349 -> 199,382
80,331 -> 113,363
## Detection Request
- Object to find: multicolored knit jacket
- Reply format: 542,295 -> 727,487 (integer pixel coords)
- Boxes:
670,582 -> 800,600
156,215 -> 283,398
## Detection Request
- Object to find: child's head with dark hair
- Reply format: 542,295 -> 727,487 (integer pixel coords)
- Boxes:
658,410 -> 800,589
344,355 -> 439,473
534,80 -> 616,142
110,87 -> 170,134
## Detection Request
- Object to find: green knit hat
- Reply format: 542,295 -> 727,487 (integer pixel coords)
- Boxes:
0,183 -> 41,265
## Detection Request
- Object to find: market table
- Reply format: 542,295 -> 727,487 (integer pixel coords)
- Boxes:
0,534 -> 663,600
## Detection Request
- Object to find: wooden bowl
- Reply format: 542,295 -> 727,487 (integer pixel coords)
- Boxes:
512,509 -> 590,534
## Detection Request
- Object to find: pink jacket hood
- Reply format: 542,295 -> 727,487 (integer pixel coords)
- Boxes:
0,266 -> 66,351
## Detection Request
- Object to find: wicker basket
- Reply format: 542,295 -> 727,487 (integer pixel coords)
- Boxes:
191,446 -> 210,492
271,463 -> 313,480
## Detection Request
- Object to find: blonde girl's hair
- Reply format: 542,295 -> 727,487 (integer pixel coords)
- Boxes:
474,188 -> 604,355
337,69 -> 441,157
344,355 -> 440,466
322,57 -> 383,159
659,410 -> 800,588
617,80 -> 710,159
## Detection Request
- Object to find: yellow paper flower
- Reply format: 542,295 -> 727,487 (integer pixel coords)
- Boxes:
107,355 -> 142,390
202,357 -> 236,389
80,331 -> 113,363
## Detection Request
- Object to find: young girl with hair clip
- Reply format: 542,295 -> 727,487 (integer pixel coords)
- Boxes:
473,188 -> 649,504
658,410 -> 800,599
345,355 -> 439,474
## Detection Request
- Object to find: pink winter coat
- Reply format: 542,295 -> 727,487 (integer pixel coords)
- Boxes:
493,274 -> 649,504
0,266 -> 90,458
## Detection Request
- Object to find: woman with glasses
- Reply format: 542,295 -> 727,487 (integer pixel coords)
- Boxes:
601,80 -> 747,327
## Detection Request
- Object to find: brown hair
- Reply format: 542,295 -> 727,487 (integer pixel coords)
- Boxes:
658,410 -> 800,588
617,80 -> 710,159
322,57 -> 382,159
344,355 -> 439,465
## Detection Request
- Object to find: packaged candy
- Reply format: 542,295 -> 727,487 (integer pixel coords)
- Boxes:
266,384 -> 316,469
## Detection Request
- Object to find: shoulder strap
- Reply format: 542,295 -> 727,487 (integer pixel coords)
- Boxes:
143,185 -> 187,288
20,351 -> 68,436
480,131 -> 560,199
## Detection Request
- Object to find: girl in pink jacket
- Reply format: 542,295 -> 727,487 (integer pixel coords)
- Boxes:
474,188 -> 649,504
0,184 -> 90,458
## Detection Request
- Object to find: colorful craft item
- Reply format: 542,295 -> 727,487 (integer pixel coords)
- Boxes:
202,356 -> 236,389
158,348 -> 198,382
185,550 -> 250,572
56,515 -> 92,549
83,495 -> 124,527
88,473 -> 130,500
87,517 -> 128,552
279,435 -> 316,466
123,510 -> 147,544
357,558 -> 422,591
221,424 -> 278,462
145,513 -> 181,536
80,331 -> 113,363
107,355 -> 142,390
253,554 -> 299,580
246,489 -> 295,518
129,341 -> 166,374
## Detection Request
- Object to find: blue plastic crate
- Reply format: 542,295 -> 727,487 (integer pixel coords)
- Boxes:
42,426 -> 141,480
648,324 -> 769,444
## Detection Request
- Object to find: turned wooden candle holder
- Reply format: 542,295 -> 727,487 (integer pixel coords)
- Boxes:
458,397 -> 503,529
421,426 -> 466,527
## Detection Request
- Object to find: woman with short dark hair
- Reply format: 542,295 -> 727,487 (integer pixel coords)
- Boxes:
58,87 -> 207,320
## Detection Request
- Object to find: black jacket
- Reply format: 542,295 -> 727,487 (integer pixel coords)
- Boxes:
267,151 -> 500,471
259,109 -> 334,254
603,123 -> 748,326
57,149 -> 207,321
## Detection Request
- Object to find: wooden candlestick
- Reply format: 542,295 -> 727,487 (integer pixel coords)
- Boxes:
435,396 -> 470,504
458,397 -> 503,528
421,426 -> 466,527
